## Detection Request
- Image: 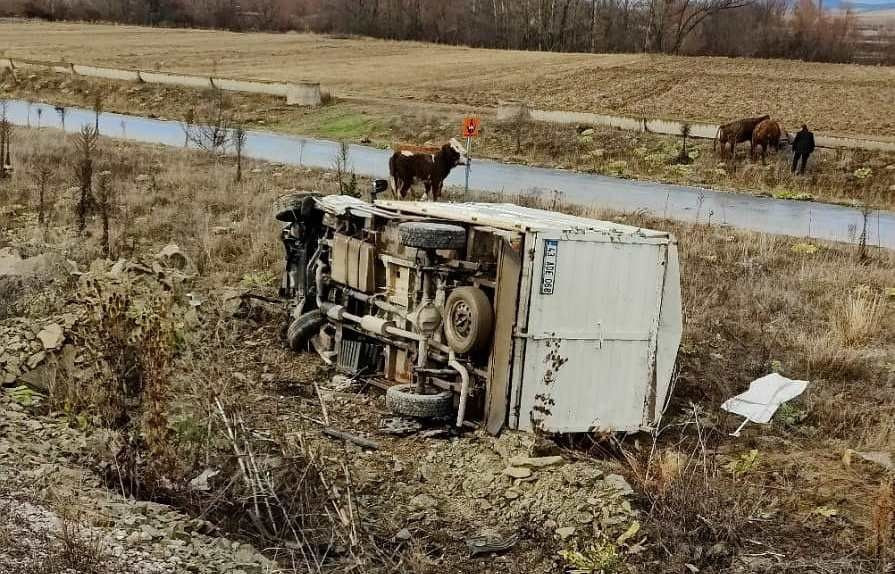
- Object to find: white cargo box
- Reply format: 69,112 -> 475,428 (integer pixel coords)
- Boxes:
376,200 -> 682,434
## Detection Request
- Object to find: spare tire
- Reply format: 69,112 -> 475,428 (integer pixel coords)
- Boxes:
443,287 -> 494,355
398,222 -> 466,251
274,192 -> 320,222
287,309 -> 325,352
386,384 -> 454,419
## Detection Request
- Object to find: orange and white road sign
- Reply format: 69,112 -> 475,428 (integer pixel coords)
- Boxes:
462,117 -> 481,138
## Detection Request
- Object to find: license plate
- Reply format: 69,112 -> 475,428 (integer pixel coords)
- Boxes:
540,240 -> 558,295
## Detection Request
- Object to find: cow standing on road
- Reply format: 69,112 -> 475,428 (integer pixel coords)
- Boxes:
389,139 -> 467,201
791,125 -> 815,175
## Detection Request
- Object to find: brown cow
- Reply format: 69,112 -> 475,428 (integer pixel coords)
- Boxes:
389,138 -> 467,201
714,115 -> 770,159
750,119 -> 790,163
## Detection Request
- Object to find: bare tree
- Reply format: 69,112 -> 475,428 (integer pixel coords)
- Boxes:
0,102 -> 12,179
646,0 -> 753,53
74,125 -> 98,234
232,125 -> 247,182
93,92 -> 105,135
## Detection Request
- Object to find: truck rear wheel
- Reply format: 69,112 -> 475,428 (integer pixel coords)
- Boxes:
444,287 -> 493,355
386,384 -> 453,419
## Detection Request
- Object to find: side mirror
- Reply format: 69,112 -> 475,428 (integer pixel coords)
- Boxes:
372,179 -> 388,196
366,179 -> 389,202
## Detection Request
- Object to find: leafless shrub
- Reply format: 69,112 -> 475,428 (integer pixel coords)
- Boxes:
320,90 -> 336,106
92,91 -> 104,134
213,401 -> 368,571
232,125 -> 246,182
73,124 -> 98,234
0,101 -> 12,179
39,514 -> 117,574
55,105 -> 66,136
59,268 -> 181,476
333,141 -> 358,196
674,122 -> 694,165
625,409 -> 764,573
95,170 -> 115,257
182,88 -> 232,156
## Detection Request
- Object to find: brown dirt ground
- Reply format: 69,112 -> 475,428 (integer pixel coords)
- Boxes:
1,20 -> 894,137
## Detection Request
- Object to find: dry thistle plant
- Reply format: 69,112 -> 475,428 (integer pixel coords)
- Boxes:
73,124 -> 98,233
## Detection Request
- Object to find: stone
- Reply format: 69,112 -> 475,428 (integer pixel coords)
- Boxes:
26,351 -> 46,369
530,437 -> 562,457
396,528 -> 412,541
0,248 -> 22,276
604,474 -> 634,495
189,468 -> 220,492
855,450 -> 894,471
37,324 -> 64,351
157,244 -> 191,271
576,511 -> 594,524
504,466 -> 533,479
508,455 -> 564,468
556,526 -> 576,540
409,493 -> 437,510
234,544 -> 256,563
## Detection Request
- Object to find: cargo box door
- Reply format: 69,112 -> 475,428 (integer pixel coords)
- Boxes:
515,233 -> 669,433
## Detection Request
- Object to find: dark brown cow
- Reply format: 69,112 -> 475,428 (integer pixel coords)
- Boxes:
389,139 -> 467,201
750,119 -> 789,163
714,115 -> 770,159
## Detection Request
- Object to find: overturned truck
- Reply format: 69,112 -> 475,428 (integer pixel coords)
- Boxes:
276,193 -> 682,435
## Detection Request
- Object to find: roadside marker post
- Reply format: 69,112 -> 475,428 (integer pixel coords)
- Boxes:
462,117 -> 480,197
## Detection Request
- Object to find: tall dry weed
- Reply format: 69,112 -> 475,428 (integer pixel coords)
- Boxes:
832,289 -> 884,346
873,480 -> 895,561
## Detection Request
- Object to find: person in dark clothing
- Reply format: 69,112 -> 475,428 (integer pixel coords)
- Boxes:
791,124 -> 815,175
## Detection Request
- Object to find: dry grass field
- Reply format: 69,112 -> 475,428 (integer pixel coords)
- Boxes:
1,20 -> 894,137
2,126 -> 895,571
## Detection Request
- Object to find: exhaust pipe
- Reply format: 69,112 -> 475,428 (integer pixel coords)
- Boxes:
449,351 -> 470,428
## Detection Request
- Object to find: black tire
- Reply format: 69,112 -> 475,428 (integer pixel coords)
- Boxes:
443,287 -> 494,355
398,222 -> 466,250
386,384 -> 454,419
274,192 -> 320,222
287,310 -> 325,352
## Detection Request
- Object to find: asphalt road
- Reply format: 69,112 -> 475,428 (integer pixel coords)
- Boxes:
7,99 -> 893,249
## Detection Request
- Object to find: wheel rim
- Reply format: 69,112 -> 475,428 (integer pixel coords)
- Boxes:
451,300 -> 472,339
